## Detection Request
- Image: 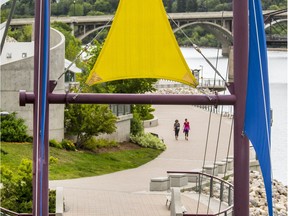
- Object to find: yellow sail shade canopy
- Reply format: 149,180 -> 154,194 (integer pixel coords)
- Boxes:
86,0 -> 198,87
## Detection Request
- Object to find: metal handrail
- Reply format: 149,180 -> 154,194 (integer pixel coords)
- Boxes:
167,171 -> 234,216
198,78 -> 226,88
0,207 -> 55,216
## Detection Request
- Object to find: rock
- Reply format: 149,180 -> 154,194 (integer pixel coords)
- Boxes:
275,203 -> 286,211
250,198 -> 259,207
187,167 -> 287,215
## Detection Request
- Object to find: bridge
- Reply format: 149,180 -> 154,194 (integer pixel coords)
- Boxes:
9,10 -> 287,55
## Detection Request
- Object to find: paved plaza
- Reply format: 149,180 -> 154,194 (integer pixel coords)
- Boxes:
49,105 -> 234,215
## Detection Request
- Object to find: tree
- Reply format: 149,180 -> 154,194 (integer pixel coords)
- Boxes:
83,2 -> 93,16
68,3 -> 84,16
163,0 -> 173,12
108,0 -> 119,13
51,22 -> 82,61
13,0 -> 34,17
176,0 -> 186,12
186,0 -> 198,12
132,104 -> 155,121
94,0 -> 112,14
171,1 -> 177,12
130,112 -> 144,136
64,104 -> 117,148
7,25 -> 32,42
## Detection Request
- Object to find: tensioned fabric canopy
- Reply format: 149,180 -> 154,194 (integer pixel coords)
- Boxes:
86,0 -> 198,87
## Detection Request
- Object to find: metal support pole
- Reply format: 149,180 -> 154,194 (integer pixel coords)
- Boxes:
0,0 -> 17,55
228,185 -> 232,206
220,181 -> 224,202
209,177 -> 213,197
233,0 -> 250,214
33,0 -> 50,214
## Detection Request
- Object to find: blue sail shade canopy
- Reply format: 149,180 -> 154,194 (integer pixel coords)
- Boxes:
244,0 -> 273,215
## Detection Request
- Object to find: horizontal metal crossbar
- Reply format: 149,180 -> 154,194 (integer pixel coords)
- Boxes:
19,91 -> 236,106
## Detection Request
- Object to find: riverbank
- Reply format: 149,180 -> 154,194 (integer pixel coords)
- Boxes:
199,170 -> 287,215
229,171 -> 287,216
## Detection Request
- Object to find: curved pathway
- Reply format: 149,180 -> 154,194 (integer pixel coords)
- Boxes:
49,105 -> 233,215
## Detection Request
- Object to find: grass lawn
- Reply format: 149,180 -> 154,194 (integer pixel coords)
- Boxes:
0,142 -> 163,180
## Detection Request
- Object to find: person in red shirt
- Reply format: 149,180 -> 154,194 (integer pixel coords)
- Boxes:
183,118 -> 190,140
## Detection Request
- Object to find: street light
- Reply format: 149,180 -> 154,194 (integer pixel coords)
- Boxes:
73,0 -> 76,16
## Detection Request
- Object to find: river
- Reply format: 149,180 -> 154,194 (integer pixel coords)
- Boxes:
181,47 -> 287,185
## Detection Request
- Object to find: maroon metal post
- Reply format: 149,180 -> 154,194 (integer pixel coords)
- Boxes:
233,0 -> 250,215
33,0 -> 50,214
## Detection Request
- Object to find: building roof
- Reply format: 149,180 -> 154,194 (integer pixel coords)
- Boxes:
65,59 -> 82,73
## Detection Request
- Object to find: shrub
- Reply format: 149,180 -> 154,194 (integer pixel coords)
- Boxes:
130,133 -> 166,150
84,137 -> 118,152
49,139 -> 62,149
0,159 -> 56,213
61,139 -> 76,151
49,190 -> 56,213
49,156 -> 59,164
26,136 -> 33,143
0,112 -> 31,142
130,112 -> 144,136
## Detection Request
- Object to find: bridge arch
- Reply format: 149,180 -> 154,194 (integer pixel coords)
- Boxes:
264,19 -> 287,30
79,21 -> 233,56
173,21 -> 233,56
78,25 -> 111,41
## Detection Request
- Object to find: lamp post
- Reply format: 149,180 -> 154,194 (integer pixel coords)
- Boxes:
56,0 -> 59,17
73,0 -> 76,16
199,65 -> 203,86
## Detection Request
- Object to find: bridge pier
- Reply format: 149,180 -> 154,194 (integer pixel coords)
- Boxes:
222,44 -> 231,57
70,22 -> 75,36
222,19 -> 233,32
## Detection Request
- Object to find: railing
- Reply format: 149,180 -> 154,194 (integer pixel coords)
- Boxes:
198,78 -> 226,89
194,105 -> 234,118
167,171 -> 234,216
0,207 -> 56,216
154,78 -> 226,91
109,104 -> 131,116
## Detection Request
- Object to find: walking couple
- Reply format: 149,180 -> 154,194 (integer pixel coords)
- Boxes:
173,118 -> 190,140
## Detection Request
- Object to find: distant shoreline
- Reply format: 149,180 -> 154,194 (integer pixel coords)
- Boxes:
268,47 -> 288,51
181,46 -> 287,52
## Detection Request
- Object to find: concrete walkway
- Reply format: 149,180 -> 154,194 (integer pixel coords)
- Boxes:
49,105 -> 234,216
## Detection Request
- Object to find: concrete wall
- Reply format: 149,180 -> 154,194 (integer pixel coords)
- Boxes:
0,28 -> 65,141
93,114 -> 133,142
143,117 -> 158,128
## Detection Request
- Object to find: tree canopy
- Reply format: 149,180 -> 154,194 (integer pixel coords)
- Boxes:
0,0 -> 285,20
